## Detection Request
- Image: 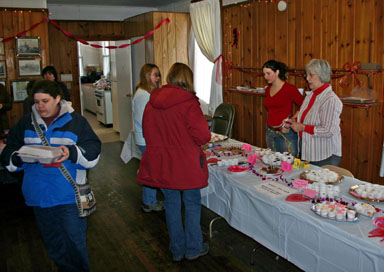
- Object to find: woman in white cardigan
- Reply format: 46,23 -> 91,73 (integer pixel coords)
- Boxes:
132,64 -> 164,212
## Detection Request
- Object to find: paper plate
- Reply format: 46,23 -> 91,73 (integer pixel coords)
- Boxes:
227,165 -> 249,174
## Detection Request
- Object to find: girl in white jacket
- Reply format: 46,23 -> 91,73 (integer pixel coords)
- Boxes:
132,64 -> 164,212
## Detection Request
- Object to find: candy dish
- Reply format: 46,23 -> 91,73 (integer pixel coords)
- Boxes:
209,132 -> 228,143
300,169 -> 343,184
311,204 -> 358,222
349,185 -> 384,203
255,167 -> 283,177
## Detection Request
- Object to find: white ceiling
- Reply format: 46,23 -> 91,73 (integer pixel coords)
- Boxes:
46,0 -> 184,7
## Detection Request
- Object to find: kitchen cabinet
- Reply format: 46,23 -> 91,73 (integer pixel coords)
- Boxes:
81,84 -> 97,114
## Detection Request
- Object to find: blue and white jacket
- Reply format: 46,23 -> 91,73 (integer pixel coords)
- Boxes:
1,101 -> 101,208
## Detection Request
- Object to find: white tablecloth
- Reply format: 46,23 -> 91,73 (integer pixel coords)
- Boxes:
201,158 -> 384,271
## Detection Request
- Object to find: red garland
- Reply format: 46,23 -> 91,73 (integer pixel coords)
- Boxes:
49,18 -> 170,49
1,17 -> 170,50
1,17 -> 48,43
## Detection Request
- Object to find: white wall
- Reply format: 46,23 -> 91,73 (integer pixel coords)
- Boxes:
0,0 -> 46,8
223,0 -> 248,6
79,42 -> 102,74
47,4 -> 156,21
158,0 -> 190,12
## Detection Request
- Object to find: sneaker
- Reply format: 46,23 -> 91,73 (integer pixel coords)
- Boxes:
141,201 -> 164,212
185,243 -> 209,261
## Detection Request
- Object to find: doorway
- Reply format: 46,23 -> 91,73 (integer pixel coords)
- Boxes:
77,41 -> 119,143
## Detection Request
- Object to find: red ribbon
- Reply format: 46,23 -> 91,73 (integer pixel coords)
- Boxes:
339,62 -> 362,87
214,54 -> 223,84
49,17 -> 170,49
1,17 -> 48,43
1,17 -> 170,50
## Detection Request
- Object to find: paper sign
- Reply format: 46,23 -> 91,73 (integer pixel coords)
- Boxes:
254,181 -> 297,198
293,178 -> 308,189
243,143 -> 252,151
302,188 -> 318,199
247,154 -> 257,164
281,161 -> 292,172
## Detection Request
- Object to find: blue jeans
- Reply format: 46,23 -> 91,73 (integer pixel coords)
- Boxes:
161,188 -> 203,259
266,126 -> 299,157
33,204 -> 89,272
138,145 -> 158,205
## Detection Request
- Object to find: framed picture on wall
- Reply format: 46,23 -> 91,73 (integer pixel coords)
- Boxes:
0,80 -> 5,88
0,38 -> 4,56
16,36 -> 40,56
0,60 -> 6,79
11,80 -> 29,102
18,58 -> 41,77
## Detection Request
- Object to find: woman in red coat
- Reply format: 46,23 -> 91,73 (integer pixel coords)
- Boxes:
137,63 -> 211,261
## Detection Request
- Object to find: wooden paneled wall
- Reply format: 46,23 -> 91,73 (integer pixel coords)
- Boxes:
124,12 -> 191,85
0,8 -> 49,127
222,0 -> 384,183
48,20 -> 125,113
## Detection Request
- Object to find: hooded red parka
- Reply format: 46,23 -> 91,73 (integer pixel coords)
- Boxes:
137,83 -> 211,190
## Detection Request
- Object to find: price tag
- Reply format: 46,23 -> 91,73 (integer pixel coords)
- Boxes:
302,188 -> 318,199
243,143 -> 252,151
247,154 -> 257,164
281,161 -> 292,172
293,178 -> 308,189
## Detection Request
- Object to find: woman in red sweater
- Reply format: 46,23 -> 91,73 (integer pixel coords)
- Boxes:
262,60 -> 304,157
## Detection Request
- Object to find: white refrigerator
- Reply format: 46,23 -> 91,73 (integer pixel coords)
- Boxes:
110,40 -> 134,142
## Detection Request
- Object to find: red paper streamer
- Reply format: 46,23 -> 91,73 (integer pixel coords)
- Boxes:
49,17 -> 170,49
1,17 -> 48,43
1,17 -> 170,51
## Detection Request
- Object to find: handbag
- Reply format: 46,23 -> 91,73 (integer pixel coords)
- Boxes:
31,113 -> 96,217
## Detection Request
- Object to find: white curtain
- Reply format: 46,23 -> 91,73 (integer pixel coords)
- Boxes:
190,0 -> 222,115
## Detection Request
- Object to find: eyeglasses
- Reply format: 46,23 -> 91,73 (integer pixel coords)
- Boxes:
305,72 -> 317,78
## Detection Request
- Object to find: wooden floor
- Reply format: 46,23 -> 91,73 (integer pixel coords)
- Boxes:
0,113 -> 303,272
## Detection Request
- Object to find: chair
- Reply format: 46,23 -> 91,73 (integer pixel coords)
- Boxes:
210,103 -> 235,138
322,165 -> 354,178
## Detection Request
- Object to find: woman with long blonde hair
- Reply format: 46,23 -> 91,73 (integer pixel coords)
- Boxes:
132,63 -> 163,212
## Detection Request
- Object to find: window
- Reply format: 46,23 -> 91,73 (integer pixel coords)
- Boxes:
193,40 -> 213,104
102,41 -> 110,77
77,42 -> 84,77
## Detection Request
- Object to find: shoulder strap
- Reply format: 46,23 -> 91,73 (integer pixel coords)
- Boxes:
31,112 -> 84,215
31,113 -> 49,146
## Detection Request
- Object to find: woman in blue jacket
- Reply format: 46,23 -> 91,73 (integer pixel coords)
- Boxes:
1,79 -> 101,272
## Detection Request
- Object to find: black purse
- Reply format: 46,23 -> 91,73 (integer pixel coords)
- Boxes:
31,113 -> 96,217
